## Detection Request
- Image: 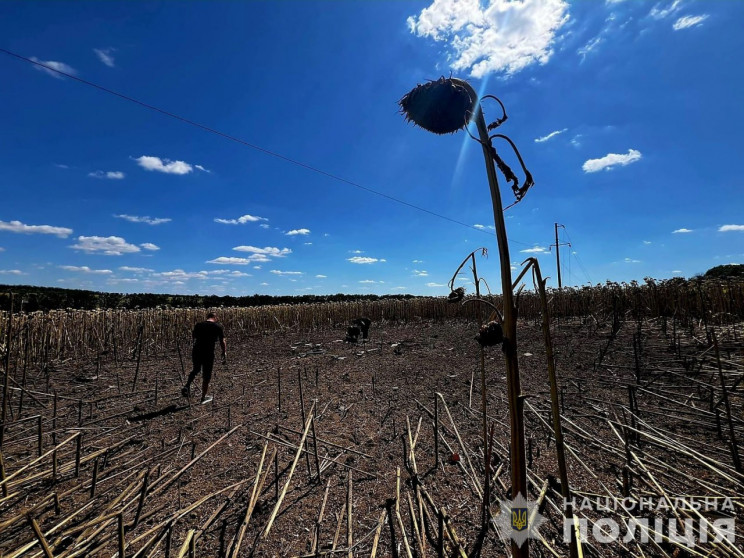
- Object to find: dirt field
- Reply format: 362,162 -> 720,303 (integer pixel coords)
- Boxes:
1,315 -> 742,557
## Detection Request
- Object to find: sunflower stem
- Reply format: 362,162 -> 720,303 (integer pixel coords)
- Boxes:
454,78 -> 529,558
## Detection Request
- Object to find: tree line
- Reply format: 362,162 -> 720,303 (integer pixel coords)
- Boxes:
0,284 -> 415,312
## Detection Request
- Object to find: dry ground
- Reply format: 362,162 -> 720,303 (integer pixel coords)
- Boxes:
1,315 -> 742,557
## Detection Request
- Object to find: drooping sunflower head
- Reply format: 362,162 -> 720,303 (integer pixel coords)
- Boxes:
399,77 -> 476,135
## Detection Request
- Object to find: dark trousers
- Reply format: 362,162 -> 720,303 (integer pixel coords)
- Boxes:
187,350 -> 215,385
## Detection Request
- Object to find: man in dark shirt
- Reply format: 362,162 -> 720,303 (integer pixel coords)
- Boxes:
181,312 -> 226,403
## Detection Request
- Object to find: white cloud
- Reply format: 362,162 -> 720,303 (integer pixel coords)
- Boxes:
719,225 -> 744,232
0,269 -> 23,275
286,228 -> 311,236
93,48 -> 115,67
0,220 -> 73,238
426,282 -> 445,287
315,274 -> 327,278
135,156 -> 193,175
570,135 -> 582,148
115,214 -> 171,225
89,171 -> 125,179
59,265 -> 112,274
672,228 -> 693,234
348,256 -> 386,264
214,214 -> 268,225
412,259 -> 423,263
649,0 -> 681,20
577,36 -> 603,60
473,224 -> 495,230
194,164 -> 211,173
624,258 -> 641,264
232,246 -> 291,257
582,149 -> 642,173
673,14 -> 709,30
534,128 -> 567,143
140,243 -> 159,251
206,257 -> 253,265
270,270 -> 304,276
119,266 -> 153,273
349,249 -> 364,254
259,223 -> 270,229
520,246 -> 549,253
672,270 -> 682,274
391,286 -> 407,291
153,269 -> 208,281
359,280 -> 381,284
643,240 -> 652,245
70,236 -> 140,255
30,57 -> 76,79
407,0 -> 570,77
413,270 -> 429,277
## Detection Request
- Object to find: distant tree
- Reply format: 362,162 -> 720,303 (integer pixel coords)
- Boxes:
704,264 -> 744,279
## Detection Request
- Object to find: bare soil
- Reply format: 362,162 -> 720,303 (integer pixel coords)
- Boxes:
1,316 -> 742,557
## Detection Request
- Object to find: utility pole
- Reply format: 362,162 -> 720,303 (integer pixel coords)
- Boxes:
551,223 -> 571,290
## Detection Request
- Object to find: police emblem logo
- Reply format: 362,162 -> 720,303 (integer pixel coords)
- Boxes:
496,493 -> 546,547
511,508 -> 528,532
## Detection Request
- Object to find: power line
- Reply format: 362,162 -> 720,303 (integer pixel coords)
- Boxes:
0,47 -> 534,246
562,227 -> 593,285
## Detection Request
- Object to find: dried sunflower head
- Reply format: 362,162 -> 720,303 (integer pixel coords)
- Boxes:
475,321 -> 504,347
399,77 -> 476,135
448,287 -> 465,303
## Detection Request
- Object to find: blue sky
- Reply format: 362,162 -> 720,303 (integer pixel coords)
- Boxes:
1,0 -> 742,297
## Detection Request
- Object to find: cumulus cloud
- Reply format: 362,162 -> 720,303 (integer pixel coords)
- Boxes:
672,228 -> 693,234
413,270 -> 429,277
232,246 -> 291,257
59,265 -> 112,274
315,274 -> 327,278
119,266 -> 153,273
115,214 -> 171,225
426,282 -> 445,287
0,269 -> 24,275
286,228 -> 311,236
214,214 -> 268,225
153,269 -> 208,281
30,57 -> 76,79
719,225 -> 744,232
535,128 -> 567,143
360,280 -> 382,284
135,156 -> 193,175
89,171 -> 125,179
407,0 -> 570,77
93,48 -> 115,67
0,220 -> 73,238
348,256 -> 386,264
270,270 -> 304,276
70,235 -> 140,255
140,243 -> 159,251
206,257 -> 253,265
521,246 -> 549,253
582,149 -> 642,173
672,15 -> 708,30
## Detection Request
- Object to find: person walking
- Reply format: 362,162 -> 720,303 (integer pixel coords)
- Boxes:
181,311 -> 226,404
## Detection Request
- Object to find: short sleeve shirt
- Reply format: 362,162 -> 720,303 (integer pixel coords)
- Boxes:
192,321 -> 224,355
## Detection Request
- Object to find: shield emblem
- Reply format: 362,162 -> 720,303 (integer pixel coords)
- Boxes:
511,508 -> 528,532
